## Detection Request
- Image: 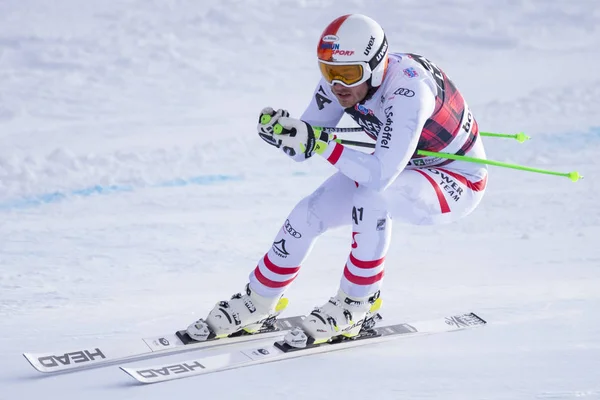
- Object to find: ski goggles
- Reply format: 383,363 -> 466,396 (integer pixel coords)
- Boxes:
318,60 -> 371,88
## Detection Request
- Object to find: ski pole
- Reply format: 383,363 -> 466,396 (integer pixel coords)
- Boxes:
333,138 -> 583,182
322,127 -> 531,143
479,131 -> 531,143
417,150 -> 583,182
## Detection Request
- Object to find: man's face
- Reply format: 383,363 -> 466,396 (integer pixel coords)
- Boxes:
331,82 -> 369,108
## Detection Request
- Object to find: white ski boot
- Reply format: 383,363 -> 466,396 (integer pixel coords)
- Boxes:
284,289 -> 382,348
186,284 -> 288,341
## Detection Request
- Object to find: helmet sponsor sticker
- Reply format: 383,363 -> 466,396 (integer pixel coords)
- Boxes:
374,37 -> 388,62
320,43 -> 355,56
320,42 -> 340,49
364,35 -> 376,56
333,50 -> 354,56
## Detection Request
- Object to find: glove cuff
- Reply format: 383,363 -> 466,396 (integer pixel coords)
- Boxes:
297,123 -> 336,159
300,124 -> 333,158
313,128 -> 335,155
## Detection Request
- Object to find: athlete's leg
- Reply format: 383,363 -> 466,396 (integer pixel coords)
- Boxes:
386,133 -> 488,225
189,172 -> 357,339
297,148 -> 488,344
384,168 -> 487,225
339,185 -> 391,298
249,172 -> 357,297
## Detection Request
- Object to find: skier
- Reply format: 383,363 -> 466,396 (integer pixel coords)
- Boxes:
187,14 -> 488,348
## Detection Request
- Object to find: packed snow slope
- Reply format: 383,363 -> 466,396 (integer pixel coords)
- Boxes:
1,1 -> 599,399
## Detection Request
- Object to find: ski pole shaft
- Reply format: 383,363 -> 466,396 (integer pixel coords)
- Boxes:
325,127 -> 530,142
335,139 -> 582,182
417,150 -> 582,182
479,131 -> 531,143
335,138 -> 375,148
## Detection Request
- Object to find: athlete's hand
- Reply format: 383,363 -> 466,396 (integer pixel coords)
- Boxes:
257,107 -> 289,148
275,117 -> 335,160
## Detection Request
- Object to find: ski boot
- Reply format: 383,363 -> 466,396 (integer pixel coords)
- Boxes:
283,289 -> 382,348
186,284 -> 288,341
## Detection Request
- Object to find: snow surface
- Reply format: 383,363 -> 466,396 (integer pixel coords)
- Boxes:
1,0 -> 599,398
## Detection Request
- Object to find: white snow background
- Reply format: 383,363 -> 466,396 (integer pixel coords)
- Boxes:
1,0 -> 599,398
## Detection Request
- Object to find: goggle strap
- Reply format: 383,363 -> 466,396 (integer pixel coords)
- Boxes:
368,35 -> 388,70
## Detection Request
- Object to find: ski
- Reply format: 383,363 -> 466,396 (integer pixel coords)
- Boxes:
23,315 -> 303,373
121,312 -> 486,384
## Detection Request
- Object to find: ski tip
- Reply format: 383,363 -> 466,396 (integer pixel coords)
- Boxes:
120,367 -> 141,382
22,353 -> 46,373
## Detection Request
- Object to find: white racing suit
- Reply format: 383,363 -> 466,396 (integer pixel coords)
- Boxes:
249,53 -> 487,299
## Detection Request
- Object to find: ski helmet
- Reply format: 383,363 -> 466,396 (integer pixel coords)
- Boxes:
317,14 -> 389,88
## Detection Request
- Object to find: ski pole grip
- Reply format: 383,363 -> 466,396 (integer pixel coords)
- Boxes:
260,114 -> 272,125
260,113 -> 288,135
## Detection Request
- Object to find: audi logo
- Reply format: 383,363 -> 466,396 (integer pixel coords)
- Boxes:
393,88 -> 415,97
284,219 -> 302,238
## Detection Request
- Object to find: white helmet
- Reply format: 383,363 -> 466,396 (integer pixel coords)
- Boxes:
317,14 -> 389,88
